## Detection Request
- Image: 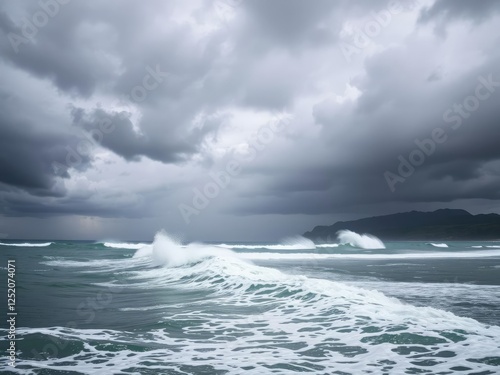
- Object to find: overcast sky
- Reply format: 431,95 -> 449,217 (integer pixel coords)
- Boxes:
1,0 -> 500,241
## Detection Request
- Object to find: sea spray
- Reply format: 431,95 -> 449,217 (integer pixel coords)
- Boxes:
279,235 -> 316,250
337,230 -> 385,249
134,230 -> 235,267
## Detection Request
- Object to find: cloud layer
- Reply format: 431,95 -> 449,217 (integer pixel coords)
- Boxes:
1,0 -> 499,240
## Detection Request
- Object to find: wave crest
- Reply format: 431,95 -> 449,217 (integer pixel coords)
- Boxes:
0,242 -> 52,247
134,231 -> 235,267
336,230 -> 385,249
429,243 -> 448,248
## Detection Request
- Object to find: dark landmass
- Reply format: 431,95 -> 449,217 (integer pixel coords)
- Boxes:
304,209 -> 500,241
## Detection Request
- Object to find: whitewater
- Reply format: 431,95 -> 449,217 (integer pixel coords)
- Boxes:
1,231 -> 499,374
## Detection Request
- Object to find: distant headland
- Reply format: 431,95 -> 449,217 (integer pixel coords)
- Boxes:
304,209 -> 500,241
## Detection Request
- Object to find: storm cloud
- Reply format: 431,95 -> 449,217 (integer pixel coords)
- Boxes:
0,0 -> 499,241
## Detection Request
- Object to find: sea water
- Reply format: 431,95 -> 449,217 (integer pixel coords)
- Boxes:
0,231 -> 499,374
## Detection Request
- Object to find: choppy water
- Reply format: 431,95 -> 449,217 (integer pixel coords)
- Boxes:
1,232 -> 500,374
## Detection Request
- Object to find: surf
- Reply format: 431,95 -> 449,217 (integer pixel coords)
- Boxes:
122,232 -> 500,373
24,231 -> 500,374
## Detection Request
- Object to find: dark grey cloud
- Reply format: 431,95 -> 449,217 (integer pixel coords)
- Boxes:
0,0 -> 500,240
226,43 -> 500,217
0,10 -> 108,96
0,90 -> 91,197
418,0 -> 500,35
242,0 -> 338,46
419,0 -> 500,24
71,107 -> 222,164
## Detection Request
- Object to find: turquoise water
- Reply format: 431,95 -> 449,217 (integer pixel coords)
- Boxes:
1,233 -> 500,374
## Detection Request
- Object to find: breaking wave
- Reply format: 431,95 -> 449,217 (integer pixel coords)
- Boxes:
336,230 -> 385,249
23,231 -> 500,374
134,231 -> 234,267
429,243 -> 448,248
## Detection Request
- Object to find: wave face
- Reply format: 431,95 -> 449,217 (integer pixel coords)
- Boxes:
0,242 -> 52,247
337,230 -> 385,249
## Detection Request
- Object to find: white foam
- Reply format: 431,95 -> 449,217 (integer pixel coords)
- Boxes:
337,230 -> 385,249
217,235 -> 316,250
216,243 -> 264,249
103,242 -> 149,249
429,243 -> 448,248
7,315 -> 500,375
0,242 -> 52,247
315,243 -> 340,248
240,250 -> 500,260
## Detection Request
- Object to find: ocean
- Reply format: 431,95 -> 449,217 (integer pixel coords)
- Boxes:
1,231 -> 500,374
